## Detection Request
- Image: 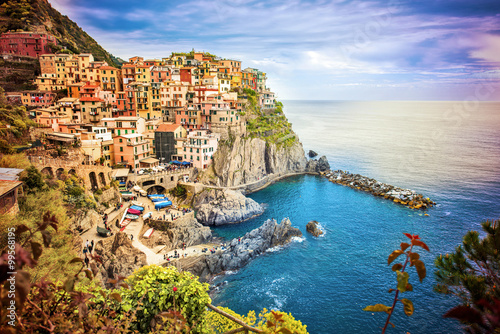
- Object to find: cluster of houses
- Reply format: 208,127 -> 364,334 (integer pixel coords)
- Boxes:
1,31 -> 277,171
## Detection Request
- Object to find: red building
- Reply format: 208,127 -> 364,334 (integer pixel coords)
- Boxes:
0,31 -> 57,58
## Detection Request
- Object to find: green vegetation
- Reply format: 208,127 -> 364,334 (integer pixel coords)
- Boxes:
0,156 -> 95,280
0,88 -> 36,153
170,184 -> 187,197
435,219 -> 500,331
364,233 -> 429,333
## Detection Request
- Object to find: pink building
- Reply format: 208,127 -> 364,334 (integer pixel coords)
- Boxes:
0,32 -> 57,58
178,129 -> 220,169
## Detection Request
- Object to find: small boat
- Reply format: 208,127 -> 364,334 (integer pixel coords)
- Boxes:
120,219 -> 131,227
131,201 -> 144,207
143,228 -> 154,238
154,200 -> 172,209
97,226 -> 111,237
121,192 -> 134,198
127,208 -> 141,215
151,197 -> 169,202
139,190 -> 147,196
143,211 -> 153,219
125,214 -> 139,220
148,194 -> 165,199
130,205 -> 144,212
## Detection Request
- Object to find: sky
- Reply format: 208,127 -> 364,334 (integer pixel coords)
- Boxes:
49,0 -> 500,101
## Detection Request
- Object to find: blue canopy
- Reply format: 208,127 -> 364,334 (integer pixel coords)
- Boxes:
154,200 -> 172,209
130,205 -> 144,212
181,161 -> 190,165
170,160 -> 181,165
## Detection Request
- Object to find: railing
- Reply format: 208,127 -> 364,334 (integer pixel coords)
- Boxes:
207,304 -> 263,333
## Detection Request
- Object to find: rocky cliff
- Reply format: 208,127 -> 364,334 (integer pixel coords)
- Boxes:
203,136 -> 307,188
193,189 -> 263,226
93,232 -> 147,286
141,216 -> 212,250
174,218 -> 302,281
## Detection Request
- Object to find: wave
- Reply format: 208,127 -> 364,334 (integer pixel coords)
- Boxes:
291,236 -> 305,243
266,245 -> 283,253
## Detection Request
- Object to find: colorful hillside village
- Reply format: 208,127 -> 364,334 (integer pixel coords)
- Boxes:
2,39 -> 277,171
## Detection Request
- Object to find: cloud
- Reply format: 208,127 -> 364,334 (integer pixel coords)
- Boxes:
46,0 -> 500,100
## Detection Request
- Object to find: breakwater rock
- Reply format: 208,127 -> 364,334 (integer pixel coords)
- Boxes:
194,189 -> 264,226
174,218 -> 302,281
324,170 -> 435,209
306,220 -> 323,237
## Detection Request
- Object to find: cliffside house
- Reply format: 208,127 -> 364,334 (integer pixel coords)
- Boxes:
0,168 -> 24,215
178,129 -> 220,169
154,123 -> 187,163
0,32 -> 57,58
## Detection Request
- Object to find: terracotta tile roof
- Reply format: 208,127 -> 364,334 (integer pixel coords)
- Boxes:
79,97 -> 103,102
156,124 -> 183,132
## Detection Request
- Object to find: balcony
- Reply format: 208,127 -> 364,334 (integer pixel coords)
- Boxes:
126,140 -> 148,146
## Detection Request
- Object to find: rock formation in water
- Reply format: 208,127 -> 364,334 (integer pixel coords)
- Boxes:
93,232 -> 147,286
306,155 -> 330,173
193,189 -> 263,226
174,218 -> 302,281
306,220 -> 323,237
308,150 -> 318,158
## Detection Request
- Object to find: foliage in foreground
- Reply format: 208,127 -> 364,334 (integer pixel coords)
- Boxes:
364,233 -> 429,333
0,210 -> 308,333
435,219 -> 500,333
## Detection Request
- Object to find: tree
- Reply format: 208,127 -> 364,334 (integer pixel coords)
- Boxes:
21,166 -> 45,192
435,219 -> 500,332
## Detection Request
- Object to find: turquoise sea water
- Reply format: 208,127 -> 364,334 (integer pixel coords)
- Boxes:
211,101 -> 500,334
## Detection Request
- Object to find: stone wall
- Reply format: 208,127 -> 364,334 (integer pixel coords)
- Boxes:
27,148 -> 112,191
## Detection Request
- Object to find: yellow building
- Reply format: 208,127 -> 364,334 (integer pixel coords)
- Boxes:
98,65 -> 122,93
135,65 -> 152,83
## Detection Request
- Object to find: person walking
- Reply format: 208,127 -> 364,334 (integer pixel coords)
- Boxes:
84,255 -> 89,268
89,240 -> 94,254
130,234 -> 134,241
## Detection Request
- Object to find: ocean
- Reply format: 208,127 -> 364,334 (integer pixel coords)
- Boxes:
210,101 -> 500,334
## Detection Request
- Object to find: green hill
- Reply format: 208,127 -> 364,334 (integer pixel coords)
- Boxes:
0,0 -> 122,66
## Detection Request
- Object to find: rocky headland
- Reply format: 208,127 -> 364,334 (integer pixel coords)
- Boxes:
193,188 -> 264,226
323,170 -> 436,209
202,136 -> 308,188
170,218 -> 302,282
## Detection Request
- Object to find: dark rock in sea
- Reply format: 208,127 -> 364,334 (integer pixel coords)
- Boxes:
306,220 -> 323,237
306,155 -> 330,173
174,218 -> 302,281
308,150 -> 318,158
194,188 -> 263,226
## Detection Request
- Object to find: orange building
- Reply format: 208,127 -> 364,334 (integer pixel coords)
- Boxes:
113,133 -> 151,170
